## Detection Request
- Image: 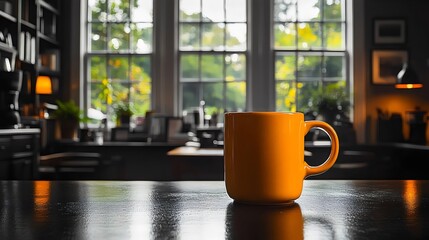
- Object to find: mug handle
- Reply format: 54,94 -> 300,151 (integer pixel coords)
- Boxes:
304,120 -> 339,177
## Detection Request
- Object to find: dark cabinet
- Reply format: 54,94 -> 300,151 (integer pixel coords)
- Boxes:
0,129 -> 39,179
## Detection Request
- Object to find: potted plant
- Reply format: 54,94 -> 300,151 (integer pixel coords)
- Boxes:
310,84 -> 351,125
51,100 -> 86,139
114,103 -> 133,126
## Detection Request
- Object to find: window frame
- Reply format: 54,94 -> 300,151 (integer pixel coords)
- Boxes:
177,0 -> 249,115
84,0 -> 154,122
273,0 -> 350,114
79,0 -> 359,134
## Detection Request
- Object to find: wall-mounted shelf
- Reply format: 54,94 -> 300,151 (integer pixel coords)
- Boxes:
39,33 -> 58,46
0,10 -> 17,22
0,42 -> 16,54
21,20 -> 36,30
39,0 -> 59,15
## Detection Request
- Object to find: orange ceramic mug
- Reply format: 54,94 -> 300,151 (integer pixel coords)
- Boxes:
224,112 -> 339,204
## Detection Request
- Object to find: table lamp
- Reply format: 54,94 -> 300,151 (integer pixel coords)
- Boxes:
36,75 -> 52,94
36,75 -> 52,118
395,63 -> 423,89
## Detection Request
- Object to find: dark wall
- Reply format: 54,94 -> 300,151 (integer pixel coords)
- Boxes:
59,0 -> 81,103
364,0 -> 429,143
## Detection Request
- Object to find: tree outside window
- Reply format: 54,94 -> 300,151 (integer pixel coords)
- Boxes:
274,0 -> 350,121
87,0 -> 153,124
179,0 -> 247,120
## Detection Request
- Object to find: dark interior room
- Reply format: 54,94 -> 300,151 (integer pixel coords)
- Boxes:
1,0 -> 429,239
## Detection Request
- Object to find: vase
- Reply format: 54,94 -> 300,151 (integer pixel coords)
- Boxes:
60,119 -> 78,140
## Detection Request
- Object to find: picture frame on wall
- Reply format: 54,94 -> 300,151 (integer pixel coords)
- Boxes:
372,50 -> 408,85
374,19 -> 406,44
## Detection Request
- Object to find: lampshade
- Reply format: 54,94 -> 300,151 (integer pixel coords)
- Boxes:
396,63 -> 423,89
36,76 -> 52,94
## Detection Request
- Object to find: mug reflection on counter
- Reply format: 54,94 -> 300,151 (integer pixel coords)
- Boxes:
225,202 -> 303,240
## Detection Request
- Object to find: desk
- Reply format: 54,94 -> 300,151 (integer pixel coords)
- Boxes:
1,180 -> 429,239
167,147 -> 224,180
167,146 -> 312,157
166,146 -> 312,180
167,146 -> 224,157
54,141 -> 182,180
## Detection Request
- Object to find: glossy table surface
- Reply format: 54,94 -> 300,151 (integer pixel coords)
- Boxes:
1,180 -> 429,239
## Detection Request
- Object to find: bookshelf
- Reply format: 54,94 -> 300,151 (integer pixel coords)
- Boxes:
0,0 -> 61,116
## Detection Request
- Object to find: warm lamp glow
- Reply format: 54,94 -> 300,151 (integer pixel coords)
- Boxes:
395,83 -> 423,89
36,76 -> 52,94
395,63 -> 423,89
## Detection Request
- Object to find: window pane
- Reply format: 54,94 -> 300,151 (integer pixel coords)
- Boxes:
202,0 -> 224,22
275,53 -> 295,80
225,0 -> 246,22
226,81 -> 246,111
276,81 -> 296,112
131,77 -> 151,114
324,55 -> 344,79
111,82 -> 129,102
180,0 -> 201,21
226,23 -> 246,51
109,23 -> 130,51
324,0 -> 343,21
87,0 -> 153,121
226,54 -> 246,81
88,0 -> 107,22
179,0 -> 247,114
274,23 -> 296,49
108,0 -> 130,21
201,55 -> 223,81
90,23 -> 107,51
131,0 -> 153,22
322,81 -> 348,103
297,0 -> 321,21
131,56 -> 151,82
274,0 -> 297,22
182,82 -> 200,109
298,23 -> 321,49
203,83 -> 223,112
131,80 -> 151,116
109,56 -> 129,81
297,81 -> 319,112
132,23 -> 153,53
90,82 -> 109,113
180,54 -> 200,81
89,56 -> 107,81
324,23 -> 344,50
180,23 -> 200,50
273,0 -> 348,115
202,23 -> 225,51
297,54 -> 321,79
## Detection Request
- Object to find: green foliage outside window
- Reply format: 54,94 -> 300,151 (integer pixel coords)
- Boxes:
179,0 -> 247,115
274,0 -> 350,116
88,0 -> 153,122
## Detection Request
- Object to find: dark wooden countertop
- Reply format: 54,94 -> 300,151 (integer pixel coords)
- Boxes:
1,180 -> 429,239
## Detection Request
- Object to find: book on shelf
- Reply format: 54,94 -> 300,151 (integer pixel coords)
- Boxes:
25,32 -> 31,63
30,37 -> 35,64
39,49 -> 59,71
19,32 -> 24,60
19,32 -> 36,64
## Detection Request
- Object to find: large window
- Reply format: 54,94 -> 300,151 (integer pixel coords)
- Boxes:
86,0 -> 153,121
83,0 -> 352,125
274,0 -> 349,117
178,0 -> 247,117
